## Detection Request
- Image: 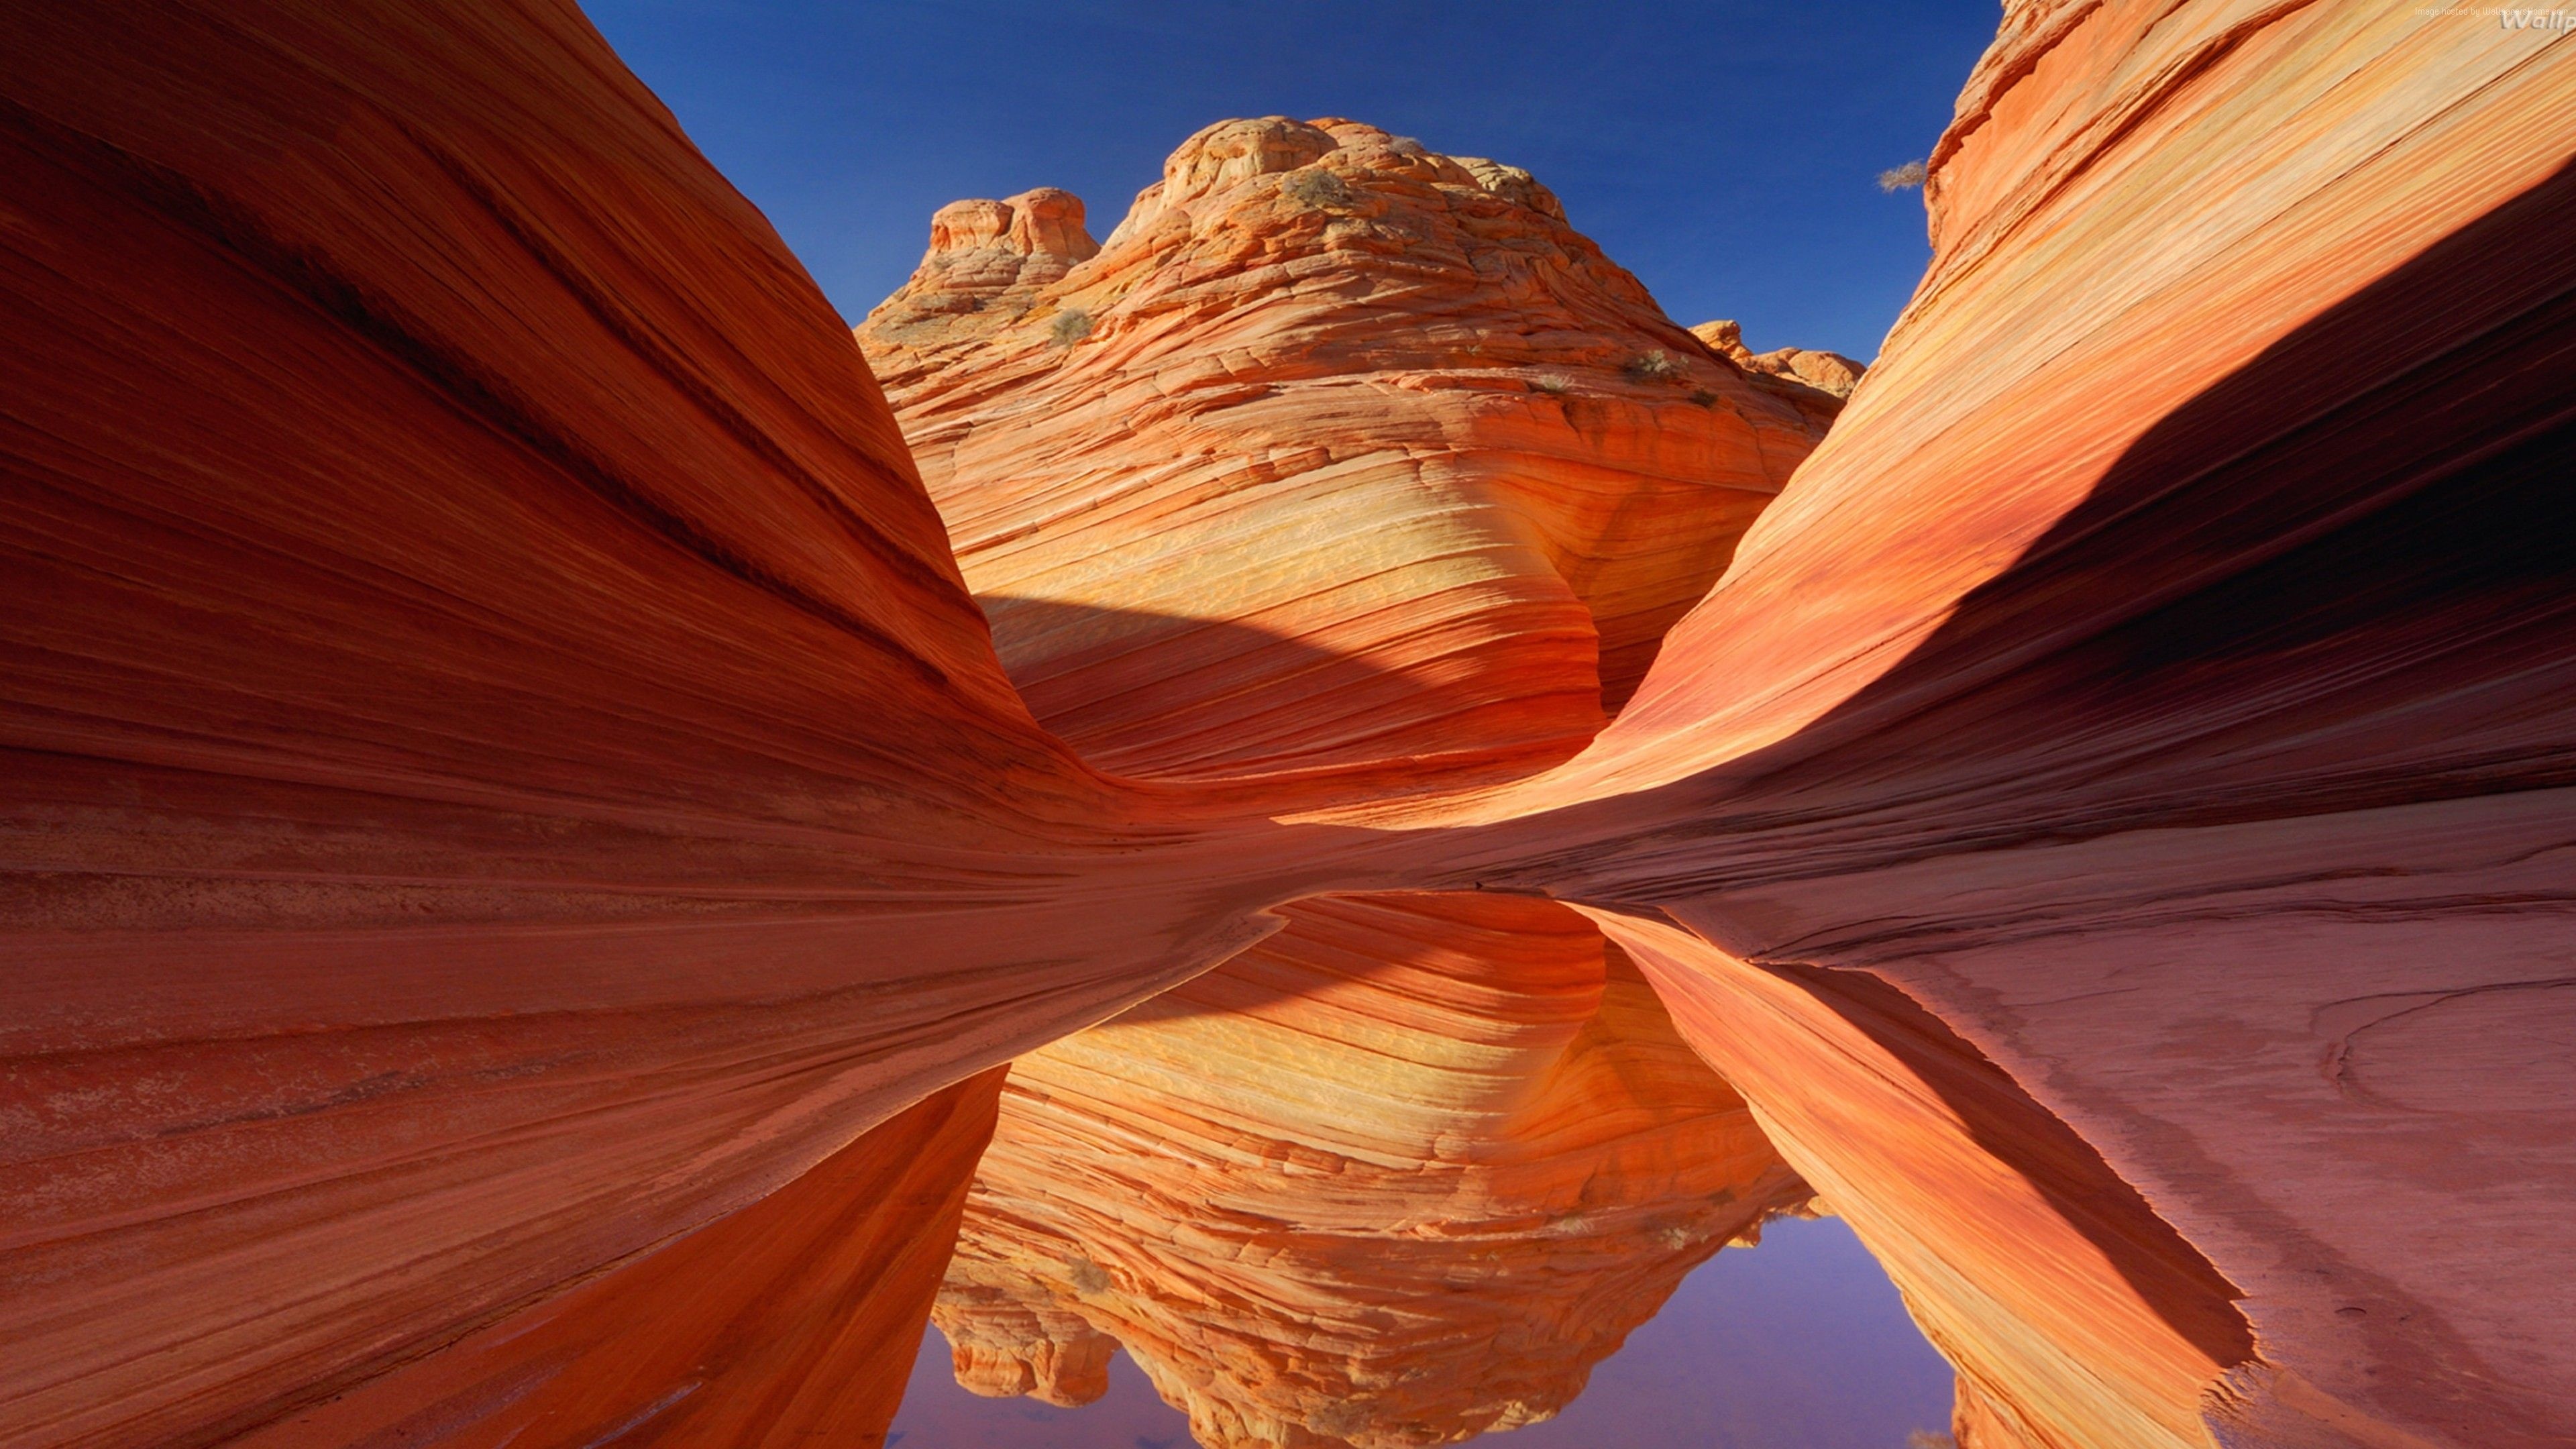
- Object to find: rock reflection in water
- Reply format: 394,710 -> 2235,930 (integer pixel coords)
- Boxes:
891,1212 -> 1954,1449
927,892 -> 1817,1448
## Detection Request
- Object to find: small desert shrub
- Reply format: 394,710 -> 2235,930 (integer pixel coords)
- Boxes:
1878,159 -> 1929,193
1048,308 -> 1093,345
1388,134 -> 1428,157
1283,167 -> 1354,209
1905,1432 -> 1958,1449
1530,372 -> 1574,396
1623,349 -> 1679,381
1686,387 -> 1720,408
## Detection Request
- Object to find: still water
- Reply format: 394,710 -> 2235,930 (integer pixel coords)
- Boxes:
888,1214 -> 1955,1448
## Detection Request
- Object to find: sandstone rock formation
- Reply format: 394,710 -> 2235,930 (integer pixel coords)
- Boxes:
3,2 -> 2571,1449
883,188 -> 1102,332
933,893 -> 1810,1449
859,117 -> 1845,784
1689,319 -> 1867,398
1357,4 -> 2576,1445
233,1068 -> 1008,1449
0,7 -> 1290,1446
1593,912 -> 2249,1449
861,138 -> 1841,1444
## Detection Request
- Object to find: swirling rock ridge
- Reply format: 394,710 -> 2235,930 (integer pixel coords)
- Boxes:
1,3 -> 2570,1449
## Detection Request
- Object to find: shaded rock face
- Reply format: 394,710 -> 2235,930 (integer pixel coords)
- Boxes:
0,7 -> 1299,1447
1595,912 -> 2253,1449
3,3 -> 2573,1449
859,117 -> 1845,785
231,1068 -> 1009,1449
934,894 -> 1811,1449
1374,4 -> 2576,1446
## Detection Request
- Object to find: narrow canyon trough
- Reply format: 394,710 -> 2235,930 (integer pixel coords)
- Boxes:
1,3 -> 2569,1448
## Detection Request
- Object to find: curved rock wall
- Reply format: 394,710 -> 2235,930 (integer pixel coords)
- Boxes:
2,2 -> 2569,1448
1369,4 -> 2576,1444
233,1068 -> 1007,1449
0,5 -> 1289,1444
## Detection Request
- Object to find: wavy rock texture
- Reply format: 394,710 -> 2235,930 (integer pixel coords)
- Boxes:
933,893 -> 1810,1449
5,1 -> 2573,1448
1358,4 -> 2576,1445
1591,911 -> 2250,1449
234,1067 -> 1006,1449
0,5 -> 1295,1446
858,117 -> 1843,788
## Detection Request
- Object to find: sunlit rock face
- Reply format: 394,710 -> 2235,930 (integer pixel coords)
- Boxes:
1689,319 -> 1867,400
934,893 -> 1811,1448
858,117 -> 1845,788
1372,3 -> 2576,1446
7,1 -> 2573,1447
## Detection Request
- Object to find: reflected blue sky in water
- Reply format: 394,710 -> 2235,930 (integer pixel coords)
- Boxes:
888,1214 -> 1951,1448
888,1344 -> 1179,1449
586,1 -> 1994,362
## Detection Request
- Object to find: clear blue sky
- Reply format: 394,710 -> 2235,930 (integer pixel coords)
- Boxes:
584,1 -> 2001,362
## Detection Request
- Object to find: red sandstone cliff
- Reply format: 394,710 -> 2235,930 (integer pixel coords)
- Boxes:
2,3 -> 2570,1448
1358,4 -> 2576,1445
0,5 -> 1287,1445
858,118 -> 1844,787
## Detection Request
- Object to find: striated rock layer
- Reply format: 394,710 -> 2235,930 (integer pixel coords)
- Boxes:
934,893 -> 1810,1449
1358,3 -> 2576,1446
3,2 -> 2572,1448
0,5 -> 1297,1446
235,1067 -> 1008,1449
859,117 -> 1845,788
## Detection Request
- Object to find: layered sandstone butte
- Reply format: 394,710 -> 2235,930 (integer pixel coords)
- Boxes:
859,118 -> 1845,788
934,893 -> 1809,1448
863,140 -> 1837,1445
3,2 -> 2572,1449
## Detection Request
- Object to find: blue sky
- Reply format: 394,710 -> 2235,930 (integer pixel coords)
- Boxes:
585,1 -> 2001,362
883,1215 -> 1951,1448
